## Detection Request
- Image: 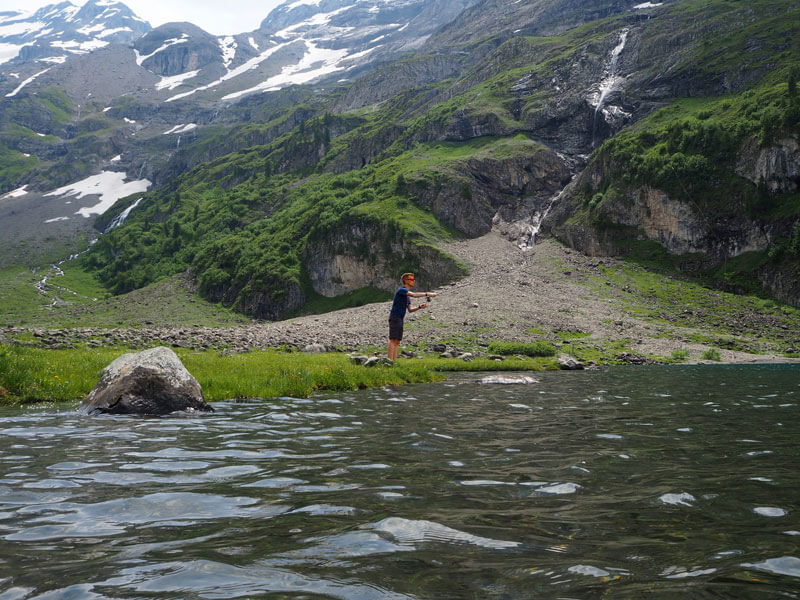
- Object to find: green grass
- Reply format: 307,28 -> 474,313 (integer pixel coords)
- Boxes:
0,345 -> 566,406
0,262 -> 250,329
0,345 -> 445,405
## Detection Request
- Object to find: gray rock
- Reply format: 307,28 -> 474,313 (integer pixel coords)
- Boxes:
558,354 -> 584,370
80,347 -> 211,416
477,375 -> 539,384
304,343 -> 326,353
348,353 -> 370,365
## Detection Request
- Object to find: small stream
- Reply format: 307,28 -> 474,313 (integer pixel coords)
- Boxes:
1,365 -> 799,598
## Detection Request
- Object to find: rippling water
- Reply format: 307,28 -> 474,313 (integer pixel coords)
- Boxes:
1,364 -> 799,599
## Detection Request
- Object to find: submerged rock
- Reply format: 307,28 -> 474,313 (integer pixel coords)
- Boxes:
477,375 -> 539,385
558,354 -> 584,370
80,346 -> 212,416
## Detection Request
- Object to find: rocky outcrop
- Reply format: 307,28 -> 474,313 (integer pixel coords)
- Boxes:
736,137 -> 800,194
135,23 -> 224,78
408,150 -> 571,237
303,219 -> 465,297
80,346 -> 211,415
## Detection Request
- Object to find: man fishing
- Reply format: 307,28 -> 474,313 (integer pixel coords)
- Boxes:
387,272 -> 438,360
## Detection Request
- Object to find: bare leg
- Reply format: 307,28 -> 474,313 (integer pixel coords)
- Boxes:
388,339 -> 400,360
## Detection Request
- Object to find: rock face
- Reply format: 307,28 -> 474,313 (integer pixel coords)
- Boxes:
80,346 -> 211,415
303,219 -> 466,297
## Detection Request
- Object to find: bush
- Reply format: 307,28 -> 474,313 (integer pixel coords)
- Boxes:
488,341 -> 556,357
701,348 -> 722,361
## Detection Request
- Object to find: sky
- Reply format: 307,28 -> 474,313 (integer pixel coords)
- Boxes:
0,0 -> 287,35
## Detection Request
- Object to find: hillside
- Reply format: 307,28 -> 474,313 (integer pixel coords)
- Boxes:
0,0 -> 798,341
73,0 -> 800,319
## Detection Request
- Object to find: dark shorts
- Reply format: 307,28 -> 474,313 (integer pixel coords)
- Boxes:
389,316 -> 404,340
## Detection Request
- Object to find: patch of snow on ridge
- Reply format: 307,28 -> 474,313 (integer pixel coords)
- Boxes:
0,42 -> 26,64
96,27 -> 133,39
156,70 -> 199,91
2,185 -> 28,199
5,67 -> 50,97
135,35 -> 188,66
166,41 -> 291,102
275,4 -> 356,38
219,36 -> 236,68
634,2 -> 663,8
163,123 -> 197,135
44,171 -> 151,218
286,0 -> 325,10
222,40 -> 348,100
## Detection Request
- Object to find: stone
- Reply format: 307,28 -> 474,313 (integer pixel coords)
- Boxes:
558,354 -> 584,370
348,353 -> 370,365
80,347 -> 212,416
477,375 -> 539,384
304,343 -> 326,353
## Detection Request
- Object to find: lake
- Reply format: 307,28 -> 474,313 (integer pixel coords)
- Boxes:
1,364 -> 798,599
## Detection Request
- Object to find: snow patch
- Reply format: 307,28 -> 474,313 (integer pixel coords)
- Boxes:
96,27 -> 133,39
219,36 -> 236,68
38,55 -> 68,64
0,42 -> 26,65
5,67 -> 51,97
45,216 -> 70,223
163,123 -> 197,135
51,39 -> 109,53
134,35 -> 188,66
634,2 -> 663,8
155,70 -> 199,91
166,41 -> 291,102
44,172 -> 151,218
0,20 -> 46,37
248,36 -> 259,50
223,40 -> 348,100
286,0 -> 325,10
275,4 -> 356,38
2,185 -> 29,199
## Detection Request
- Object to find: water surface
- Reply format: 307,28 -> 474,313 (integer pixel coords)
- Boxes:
1,364 -> 798,599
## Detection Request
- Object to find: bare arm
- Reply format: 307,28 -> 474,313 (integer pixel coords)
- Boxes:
408,291 -> 438,298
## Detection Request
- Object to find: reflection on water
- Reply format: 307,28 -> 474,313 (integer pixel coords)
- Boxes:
1,364 -> 799,599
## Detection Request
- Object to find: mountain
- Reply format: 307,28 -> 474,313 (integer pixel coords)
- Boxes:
1,0 -> 798,322
0,0 -> 149,75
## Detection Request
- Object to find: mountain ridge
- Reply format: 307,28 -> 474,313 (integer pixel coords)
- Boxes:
0,0 -> 798,328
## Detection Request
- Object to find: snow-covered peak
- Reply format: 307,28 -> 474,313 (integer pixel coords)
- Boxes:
0,0 -> 150,66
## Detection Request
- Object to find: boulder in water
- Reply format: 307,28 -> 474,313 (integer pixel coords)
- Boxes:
477,375 -> 539,385
558,354 -> 584,370
80,346 -> 212,415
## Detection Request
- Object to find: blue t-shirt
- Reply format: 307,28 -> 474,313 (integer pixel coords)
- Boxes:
390,286 -> 411,319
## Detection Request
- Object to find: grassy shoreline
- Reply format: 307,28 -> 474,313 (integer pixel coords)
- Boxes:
0,344 -> 557,407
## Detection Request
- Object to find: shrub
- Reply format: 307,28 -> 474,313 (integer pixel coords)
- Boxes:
701,348 -> 722,361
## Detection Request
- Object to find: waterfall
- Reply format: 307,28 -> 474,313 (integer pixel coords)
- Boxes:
592,28 -> 629,147
138,161 -> 147,179
518,181 -> 575,251
104,197 -> 143,233
176,135 -> 181,149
